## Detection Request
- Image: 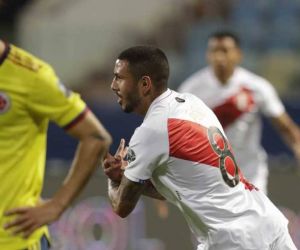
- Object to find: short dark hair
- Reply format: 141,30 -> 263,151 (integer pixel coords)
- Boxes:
208,31 -> 241,47
118,46 -> 169,90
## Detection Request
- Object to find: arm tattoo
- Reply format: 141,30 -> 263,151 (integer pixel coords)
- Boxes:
108,177 -> 145,217
142,181 -> 166,200
109,179 -> 120,190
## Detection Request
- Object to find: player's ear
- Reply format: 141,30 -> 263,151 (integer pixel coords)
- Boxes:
140,76 -> 151,94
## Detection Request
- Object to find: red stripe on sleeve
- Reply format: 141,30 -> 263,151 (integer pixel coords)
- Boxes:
63,107 -> 90,130
0,42 -> 10,66
168,118 -> 219,167
213,87 -> 255,128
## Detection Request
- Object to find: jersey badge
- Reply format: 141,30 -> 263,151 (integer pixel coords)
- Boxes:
124,148 -> 136,163
0,92 -> 10,114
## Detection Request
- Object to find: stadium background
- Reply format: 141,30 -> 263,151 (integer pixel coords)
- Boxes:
1,0 -> 300,249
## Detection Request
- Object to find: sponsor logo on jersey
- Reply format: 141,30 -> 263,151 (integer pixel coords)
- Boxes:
175,97 -> 185,103
124,148 -> 136,164
0,92 -> 10,114
175,190 -> 182,200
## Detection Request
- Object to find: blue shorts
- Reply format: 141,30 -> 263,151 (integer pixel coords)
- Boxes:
24,235 -> 50,250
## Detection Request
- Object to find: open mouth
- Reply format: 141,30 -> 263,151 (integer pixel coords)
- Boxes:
115,93 -> 122,104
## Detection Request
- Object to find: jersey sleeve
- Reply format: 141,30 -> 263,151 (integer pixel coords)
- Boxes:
258,79 -> 285,118
124,125 -> 168,183
27,64 -> 87,128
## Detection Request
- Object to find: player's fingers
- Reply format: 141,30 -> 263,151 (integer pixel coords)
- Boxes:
155,200 -> 169,219
3,216 -> 28,229
4,207 -> 29,216
120,146 -> 128,159
12,220 -> 34,235
103,158 -> 112,169
23,225 -> 38,239
103,167 -> 123,182
103,166 -> 114,174
12,220 -> 38,239
115,139 -> 125,157
103,153 -> 120,168
104,156 -> 122,169
104,164 -> 122,174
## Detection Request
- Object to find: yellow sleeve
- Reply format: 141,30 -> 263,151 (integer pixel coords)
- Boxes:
27,64 -> 86,127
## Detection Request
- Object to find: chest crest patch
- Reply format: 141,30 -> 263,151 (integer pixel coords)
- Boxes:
0,92 -> 10,114
124,148 -> 136,163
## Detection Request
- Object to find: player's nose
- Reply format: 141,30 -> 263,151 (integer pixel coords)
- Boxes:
111,80 -> 118,91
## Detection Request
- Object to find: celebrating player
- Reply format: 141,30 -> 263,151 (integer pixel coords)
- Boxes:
103,45 -> 296,249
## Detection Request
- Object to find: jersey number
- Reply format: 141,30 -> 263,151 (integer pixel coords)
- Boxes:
207,127 -> 239,187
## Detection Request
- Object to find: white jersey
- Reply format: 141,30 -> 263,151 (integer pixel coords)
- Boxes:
124,89 -> 289,249
178,67 -> 285,193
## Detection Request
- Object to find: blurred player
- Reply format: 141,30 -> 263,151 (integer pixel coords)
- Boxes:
178,31 -> 300,194
103,45 -> 296,249
0,40 -> 111,249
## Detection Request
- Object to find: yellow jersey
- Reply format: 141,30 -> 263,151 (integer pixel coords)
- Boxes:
0,43 -> 86,249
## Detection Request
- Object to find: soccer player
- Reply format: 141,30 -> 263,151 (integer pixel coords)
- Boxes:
178,31 -> 300,194
103,45 -> 297,249
0,40 -> 111,249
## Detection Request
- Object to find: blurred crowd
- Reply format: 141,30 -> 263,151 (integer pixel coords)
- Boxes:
75,0 -> 300,105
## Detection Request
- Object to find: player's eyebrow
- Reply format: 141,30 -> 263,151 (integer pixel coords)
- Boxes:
114,72 -> 128,79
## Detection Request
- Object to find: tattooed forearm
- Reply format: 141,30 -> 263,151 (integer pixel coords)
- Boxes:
108,177 -> 145,218
142,181 -> 166,200
108,179 -> 120,190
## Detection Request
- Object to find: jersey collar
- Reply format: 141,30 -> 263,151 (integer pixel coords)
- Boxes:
0,42 -> 10,66
152,88 -> 172,105
208,66 -> 239,87
144,88 -> 173,119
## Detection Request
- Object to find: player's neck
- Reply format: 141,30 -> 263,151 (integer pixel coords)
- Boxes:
217,76 -> 230,85
215,70 -> 234,85
136,88 -> 166,116
135,96 -> 157,116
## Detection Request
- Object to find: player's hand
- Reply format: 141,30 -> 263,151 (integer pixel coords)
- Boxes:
153,200 -> 169,219
103,139 -> 128,182
3,199 -> 62,238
